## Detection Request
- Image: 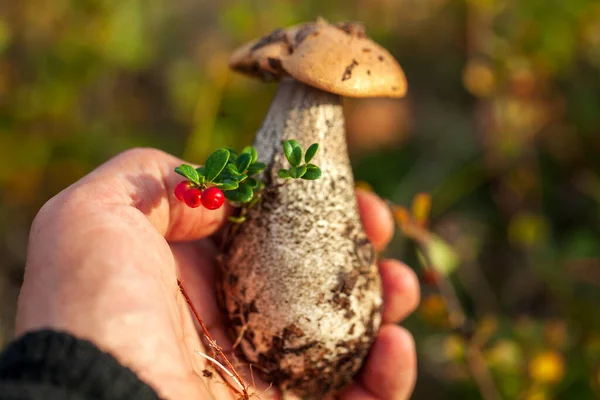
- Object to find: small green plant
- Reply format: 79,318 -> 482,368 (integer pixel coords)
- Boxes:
278,141 -> 322,180
173,140 -> 321,211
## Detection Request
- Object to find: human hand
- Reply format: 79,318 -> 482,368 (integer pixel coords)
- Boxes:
16,148 -> 419,399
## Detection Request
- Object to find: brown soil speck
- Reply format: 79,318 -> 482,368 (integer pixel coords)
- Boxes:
354,237 -> 375,267
342,59 -> 359,81
251,29 -> 286,52
317,292 -> 325,303
333,270 -> 359,296
295,23 -> 319,45
283,323 -> 306,339
267,57 -> 283,71
202,369 -> 213,378
367,70 -> 371,76
249,300 -> 259,313
335,22 -> 366,38
362,47 -> 372,53
332,292 -> 348,306
378,55 -> 384,61
228,274 -> 239,286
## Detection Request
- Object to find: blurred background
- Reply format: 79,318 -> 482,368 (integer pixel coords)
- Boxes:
1,0 -> 599,398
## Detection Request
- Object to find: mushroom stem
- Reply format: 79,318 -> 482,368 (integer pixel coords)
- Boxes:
222,77 -> 382,397
252,78 -> 346,172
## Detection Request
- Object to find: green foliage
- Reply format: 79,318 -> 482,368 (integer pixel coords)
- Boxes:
247,162 -> 267,175
219,179 -> 239,190
284,139 -> 303,167
302,164 -> 322,180
175,164 -> 200,185
278,140 -> 322,181
278,169 -> 290,179
224,182 -> 253,203
304,143 -> 319,163
288,165 -> 307,179
204,148 -> 230,181
174,140 -> 322,205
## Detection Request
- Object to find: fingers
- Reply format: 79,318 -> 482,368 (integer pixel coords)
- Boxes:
379,259 -> 420,323
338,384 -> 379,400
357,325 -> 417,400
356,190 -> 395,252
58,148 -> 229,241
338,259 -> 419,399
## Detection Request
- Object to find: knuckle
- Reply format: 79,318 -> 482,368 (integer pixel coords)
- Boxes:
118,147 -> 168,163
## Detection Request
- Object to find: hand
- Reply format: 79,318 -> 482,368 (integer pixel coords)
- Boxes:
16,148 -> 419,400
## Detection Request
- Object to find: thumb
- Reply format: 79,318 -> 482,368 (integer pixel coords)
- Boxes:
64,148 -> 230,241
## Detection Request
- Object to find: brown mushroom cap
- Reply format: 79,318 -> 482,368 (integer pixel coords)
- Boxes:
229,20 -> 407,98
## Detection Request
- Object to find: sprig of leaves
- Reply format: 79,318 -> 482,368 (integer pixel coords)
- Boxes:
278,140 -> 322,180
174,140 -> 322,211
175,146 -> 267,205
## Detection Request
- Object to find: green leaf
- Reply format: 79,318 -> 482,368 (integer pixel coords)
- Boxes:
245,178 -> 258,188
176,164 -> 200,184
253,180 -> 265,192
283,140 -> 302,167
247,162 -> 267,175
236,153 -> 252,173
196,166 -> 205,176
278,169 -> 290,179
218,179 -> 239,190
249,194 -> 261,208
288,165 -> 307,179
224,182 -> 253,203
228,215 -> 247,224
302,164 -> 322,180
174,166 -> 185,178
283,141 -> 294,163
241,146 -> 258,163
233,173 -> 248,182
227,163 -> 242,176
225,148 -> 238,162
205,148 -> 230,182
221,170 -> 248,182
291,146 -> 302,167
304,143 -> 319,163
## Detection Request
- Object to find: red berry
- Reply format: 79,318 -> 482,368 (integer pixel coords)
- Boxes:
183,188 -> 203,208
174,181 -> 193,202
201,187 -> 225,210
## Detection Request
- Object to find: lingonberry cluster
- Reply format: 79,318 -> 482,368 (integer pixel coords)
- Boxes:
174,141 -> 322,213
174,181 -> 225,210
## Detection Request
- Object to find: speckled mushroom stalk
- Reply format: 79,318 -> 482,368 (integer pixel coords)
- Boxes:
220,20 -> 407,398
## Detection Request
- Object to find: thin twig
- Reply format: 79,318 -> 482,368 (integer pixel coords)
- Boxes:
195,351 -> 245,392
416,243 -> 500,400
466,343 -> 500,400
178,280 -> 250,399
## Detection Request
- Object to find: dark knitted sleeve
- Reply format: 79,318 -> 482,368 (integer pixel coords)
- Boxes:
0,330 -> 162,400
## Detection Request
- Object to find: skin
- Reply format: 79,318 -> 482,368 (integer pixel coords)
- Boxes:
16,148 -> 419,400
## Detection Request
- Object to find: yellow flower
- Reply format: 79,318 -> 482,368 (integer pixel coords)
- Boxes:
529,351 -> 565,384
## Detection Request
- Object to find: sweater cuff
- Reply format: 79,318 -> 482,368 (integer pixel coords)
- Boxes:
0,329 -> 160,400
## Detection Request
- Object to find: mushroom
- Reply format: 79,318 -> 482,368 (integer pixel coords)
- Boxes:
221,19 -> 407,398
